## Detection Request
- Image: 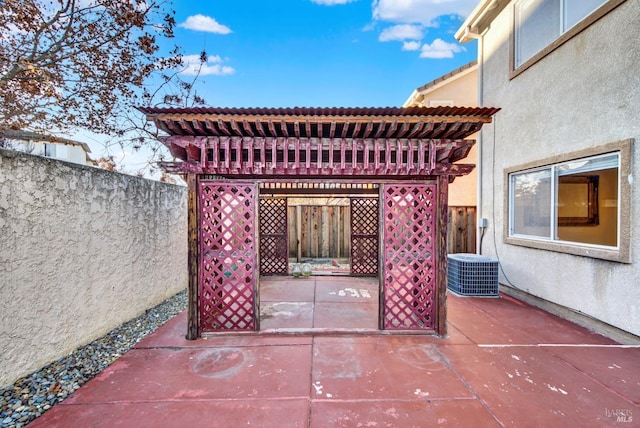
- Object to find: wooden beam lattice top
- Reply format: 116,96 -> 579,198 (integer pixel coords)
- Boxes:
140,106 -> 500,178
140,106 -> 499,140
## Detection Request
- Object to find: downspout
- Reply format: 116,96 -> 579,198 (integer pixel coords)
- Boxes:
459,28 -> 486,255
476,34 -> 485,255
456,0 -> 498,254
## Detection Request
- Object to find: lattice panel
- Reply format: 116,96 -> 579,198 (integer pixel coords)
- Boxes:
382,184 -> 437,330
351,198 -> 379,276
259,198 -> 288,275
199,182 -> 257,332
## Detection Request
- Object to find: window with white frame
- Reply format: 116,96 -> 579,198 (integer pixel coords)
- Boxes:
509,152 -> 619,248
514,0 -> 607,68
44,143 -> 56,157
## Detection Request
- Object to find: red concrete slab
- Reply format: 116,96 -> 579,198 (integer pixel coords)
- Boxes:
438,344 -> 639,427
461,293 -> 617,345
545,345 -> 640,404
194,334 -> 314,347
31,399 -> 310,428
259,278 -> 316,302
315,280 -> 378,303
442,322 -> 475,345
447,304 -> 538,345
312,337 -> 473,400
313,302 -> 379,329
310,399 -> 501,428
135,310 -> 313,348
260,301 -> 314,329
65,345 -> 312,403
445,294 -> 481,316
314,277 -> 376,285
23,277 -> 640,428
134,310 -> 189,347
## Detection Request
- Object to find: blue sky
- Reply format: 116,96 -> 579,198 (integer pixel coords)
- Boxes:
166,0 -> 479,108
85,0 -> 480,175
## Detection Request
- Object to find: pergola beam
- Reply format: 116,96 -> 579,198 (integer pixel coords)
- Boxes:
152,106 -> 498,181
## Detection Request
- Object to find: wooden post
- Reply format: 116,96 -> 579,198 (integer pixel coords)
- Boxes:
437,175 -> 449,337
321,206 -> 330,258
296,205 -> 302,262
378,185 -> 385,330
186,173 -> 200,340
253,188 -> 260,331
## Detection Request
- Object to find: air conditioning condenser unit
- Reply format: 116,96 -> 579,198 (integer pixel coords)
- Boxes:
447,253 -> 499,297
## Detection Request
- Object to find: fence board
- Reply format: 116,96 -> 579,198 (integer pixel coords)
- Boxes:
288,205 -> 350,259
447,206 -> 476,254
287,204 -> 475,259
322,206 -> 330,257
310,206 -> 320,256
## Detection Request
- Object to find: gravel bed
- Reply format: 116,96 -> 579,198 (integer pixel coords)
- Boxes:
0,289 -> 187,428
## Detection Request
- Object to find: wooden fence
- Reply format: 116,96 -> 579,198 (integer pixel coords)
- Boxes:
287,204 -> 476,260
288,205 -> 350,260
447,206 -> 476,254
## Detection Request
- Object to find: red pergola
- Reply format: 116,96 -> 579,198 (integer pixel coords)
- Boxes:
141,106 -> 499,338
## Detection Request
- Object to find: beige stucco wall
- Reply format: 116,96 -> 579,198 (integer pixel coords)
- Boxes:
0,149 -> 187,387
419,68 -> 478,107
450,138 -> 477,207
411,67 -> 479,206
477,0 -> 639,336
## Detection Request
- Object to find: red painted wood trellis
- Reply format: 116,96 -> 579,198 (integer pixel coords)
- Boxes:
382,184 -> 439,330
199,182 -> 258,331
141,106 -> 499,338
350,197 -> 379,276
259,197 -> 288,276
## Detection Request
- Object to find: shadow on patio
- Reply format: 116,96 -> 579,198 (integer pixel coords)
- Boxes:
29,277 -> 639,427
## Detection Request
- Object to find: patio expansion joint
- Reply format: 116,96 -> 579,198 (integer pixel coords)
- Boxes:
460,341 -> 640,411
312,279 -> 317,329
541,346 -> 640,407
431,343 -> 505,427
477,344 -> 640,348
308,397 -> 481,403
59,396 -> 312,406
307,335 -> 319,427
445,321 -> 477,345
136,344 -> 316,350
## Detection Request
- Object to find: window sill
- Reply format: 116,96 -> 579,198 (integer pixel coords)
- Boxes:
505,236 -> 629,264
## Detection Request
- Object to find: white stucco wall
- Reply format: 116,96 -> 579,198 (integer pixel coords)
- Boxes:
15,140 -> 91,165
0,149 -> 187,387
477,0 -> 639,336
65,144 -> 90,164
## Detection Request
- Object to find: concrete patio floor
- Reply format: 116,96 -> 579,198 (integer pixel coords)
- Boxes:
30,277 -> 639,427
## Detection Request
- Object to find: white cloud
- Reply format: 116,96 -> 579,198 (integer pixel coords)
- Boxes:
402,40 -> 421,51
378,24 -> 423,42
362,22 -> 377,32
311,0 -> 356,5
419,38 -> 465,59
181,54 -> 235,76
372,0 -> 477,25
179,14 -> 232,34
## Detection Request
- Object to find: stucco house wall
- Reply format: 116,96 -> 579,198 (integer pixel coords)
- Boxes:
0,149 -> 188,387
405,64 -> 479,206
26,140 -> 92,165
461,0 -> 639,336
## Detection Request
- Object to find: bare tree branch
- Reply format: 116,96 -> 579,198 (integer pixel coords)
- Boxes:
1,0 -> 212,177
